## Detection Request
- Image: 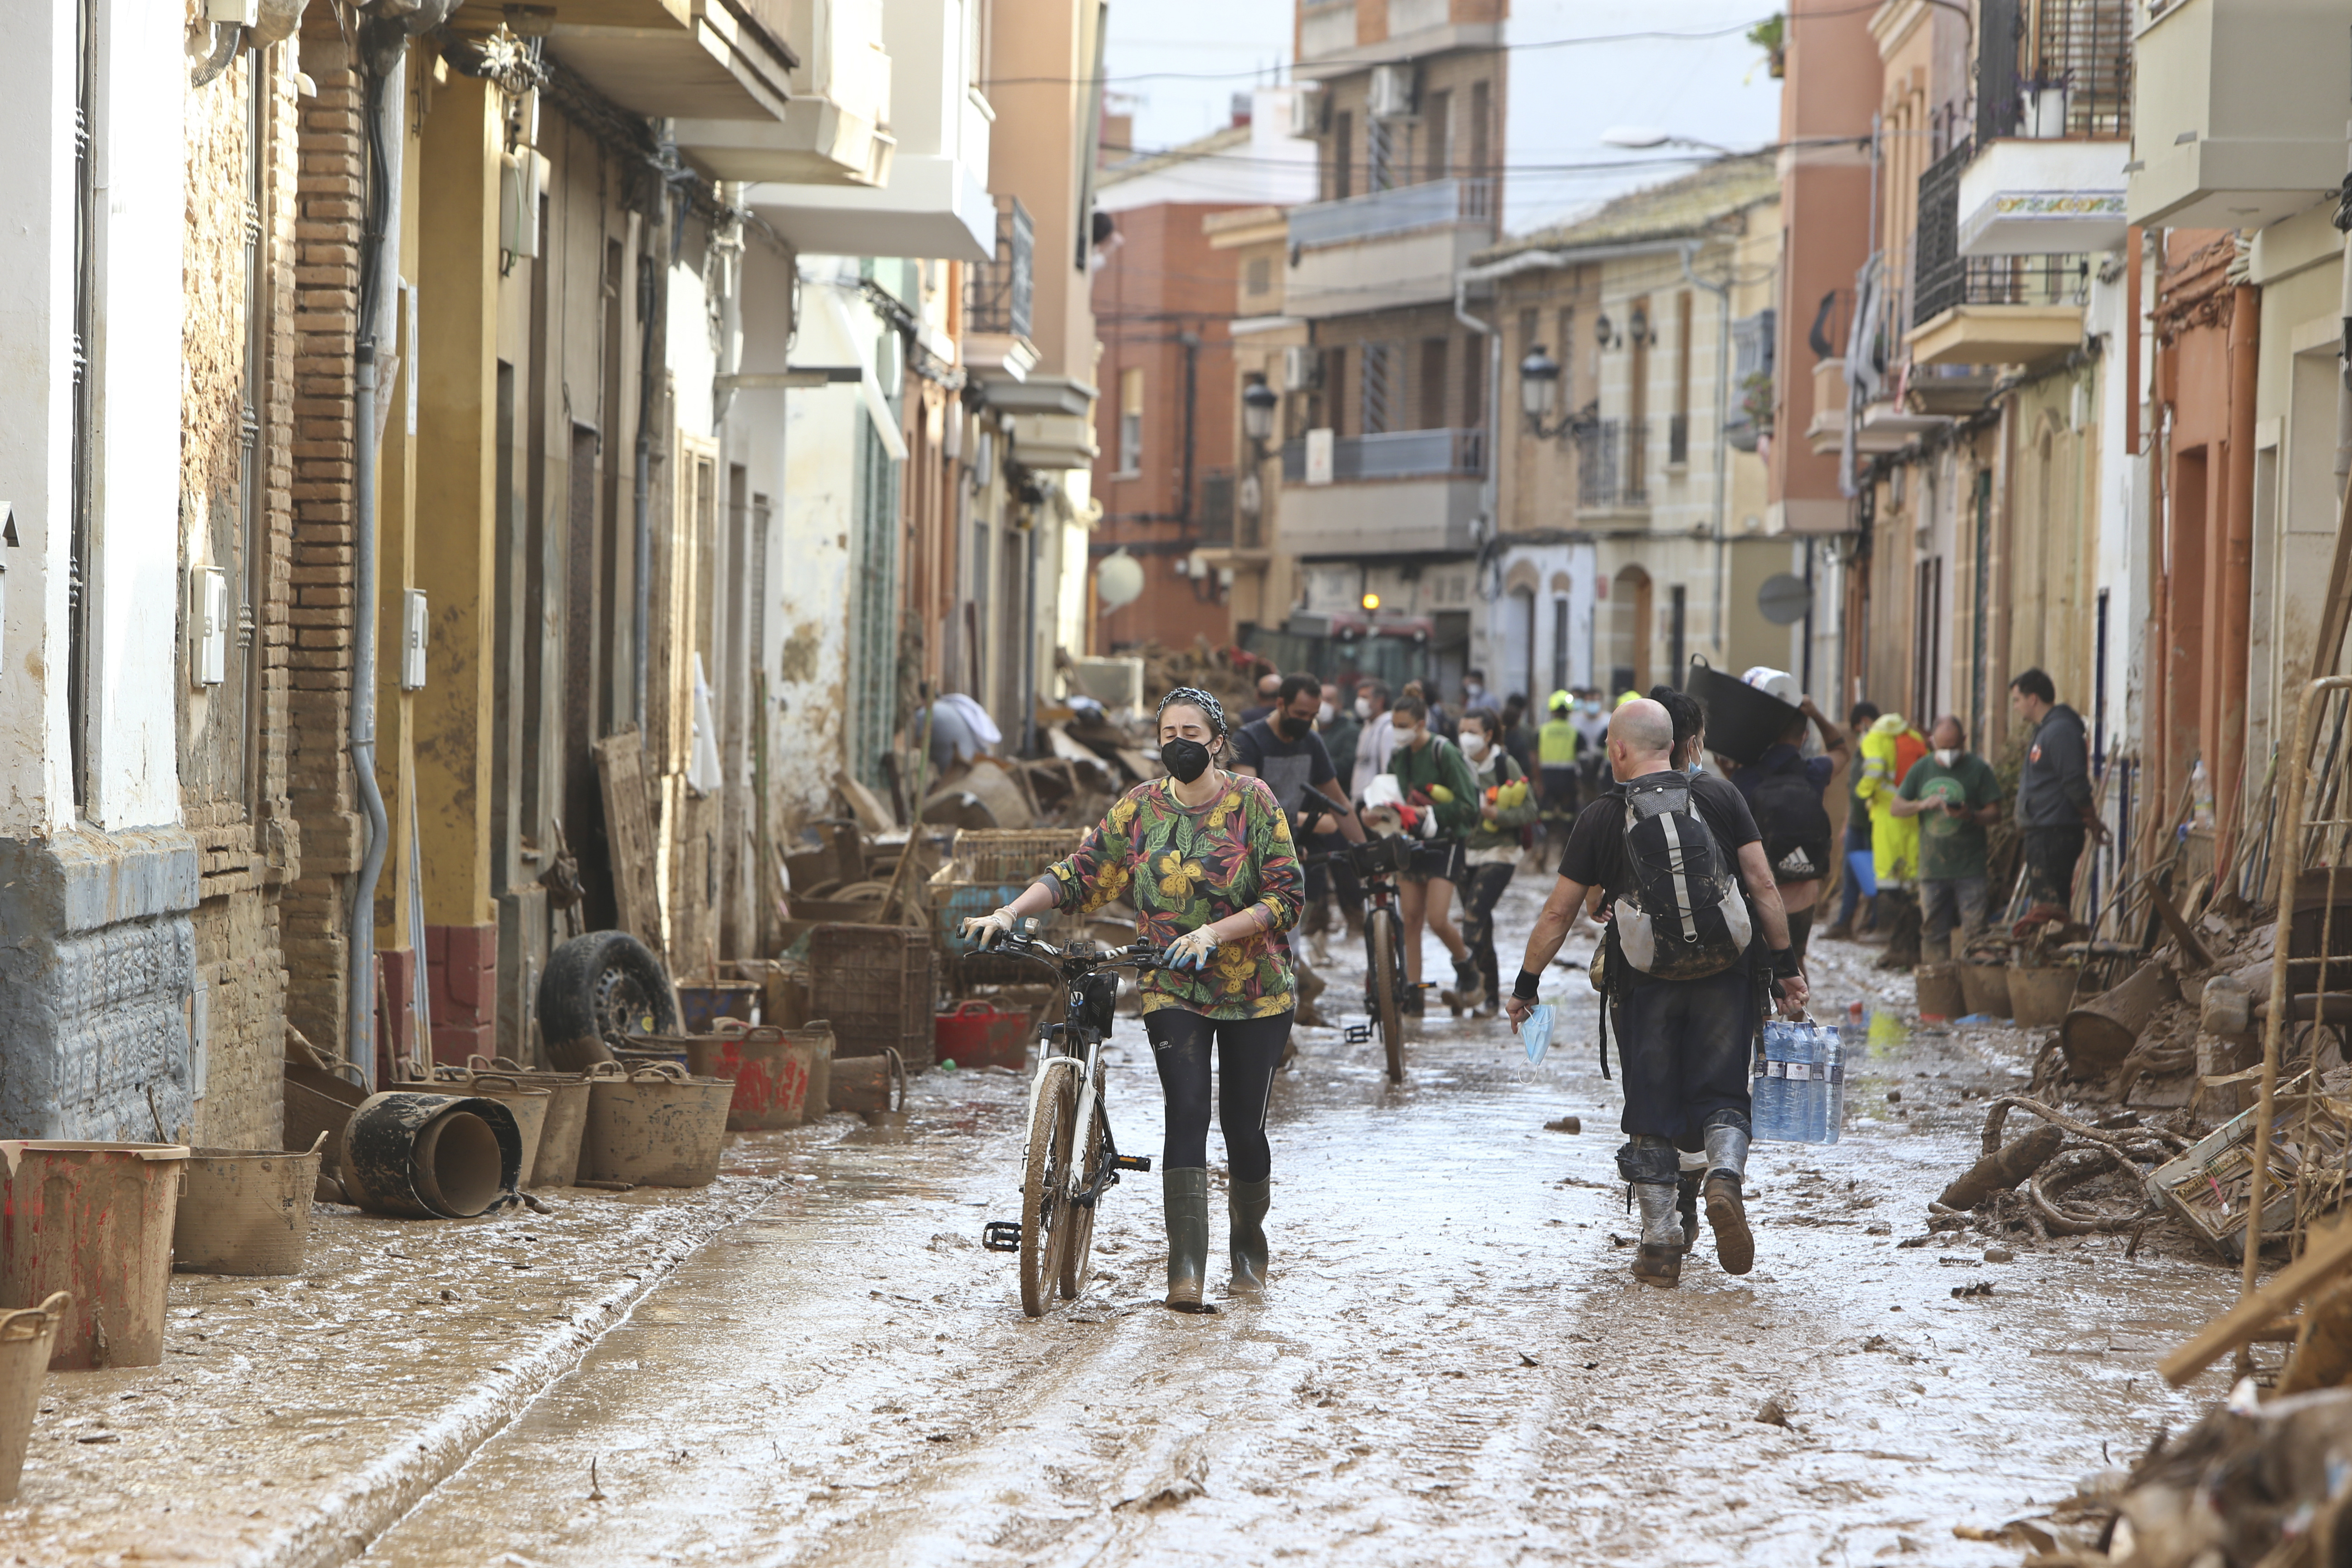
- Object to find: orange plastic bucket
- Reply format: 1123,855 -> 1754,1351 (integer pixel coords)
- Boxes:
0,1142 -> 189,1369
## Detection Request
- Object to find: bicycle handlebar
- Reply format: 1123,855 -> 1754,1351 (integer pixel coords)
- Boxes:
986,932 -> 1173,975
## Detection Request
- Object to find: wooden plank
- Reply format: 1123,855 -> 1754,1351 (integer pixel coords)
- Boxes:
2151,886 -> 2217,971
835,769 -> 897,834
594,730 -> 666,965
2160,1215 -> 2352,1385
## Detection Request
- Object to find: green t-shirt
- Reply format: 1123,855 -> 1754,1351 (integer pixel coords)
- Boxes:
1897,753 -> 2004,881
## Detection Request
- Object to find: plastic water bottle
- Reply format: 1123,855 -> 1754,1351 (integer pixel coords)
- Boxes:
1823,1025 -> 1846,1145
1522,1004 -> 1554,1066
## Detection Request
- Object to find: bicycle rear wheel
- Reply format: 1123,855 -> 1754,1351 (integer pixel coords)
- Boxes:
1057,1080 -> 1106,1300
1019,1067 -> 1078,1317
1366,907 -> 1405,1083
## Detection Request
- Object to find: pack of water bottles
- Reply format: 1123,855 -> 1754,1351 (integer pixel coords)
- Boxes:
1752,1018 -> 1846,1144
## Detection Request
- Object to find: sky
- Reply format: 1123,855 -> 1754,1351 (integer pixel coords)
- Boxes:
1099,0 -> 1788,235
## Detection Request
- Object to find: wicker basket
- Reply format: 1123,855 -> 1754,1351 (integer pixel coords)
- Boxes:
809,924 -> 938,1071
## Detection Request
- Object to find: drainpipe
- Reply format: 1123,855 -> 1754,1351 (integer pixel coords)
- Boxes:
348,59 -> 400,1086
633,183 -> 670,730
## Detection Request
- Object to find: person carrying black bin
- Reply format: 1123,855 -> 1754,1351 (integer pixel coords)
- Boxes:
1725,691 -> 1847,969
2009,668 -> 2107,926
1504,699 -> 1810,1289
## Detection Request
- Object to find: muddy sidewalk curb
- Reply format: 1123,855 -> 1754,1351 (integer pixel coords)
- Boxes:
235,1170 -> 792,1568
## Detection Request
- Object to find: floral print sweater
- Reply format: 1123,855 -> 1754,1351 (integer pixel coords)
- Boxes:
1046,773 -> 1304,1019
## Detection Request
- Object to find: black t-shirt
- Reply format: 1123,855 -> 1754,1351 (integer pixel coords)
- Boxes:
1558,771 -> 1762,908
1232,718 -> 1338,816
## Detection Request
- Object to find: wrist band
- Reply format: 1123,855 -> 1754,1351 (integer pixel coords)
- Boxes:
1769,947 -> 1800,979
1513,969 -> 1543,1002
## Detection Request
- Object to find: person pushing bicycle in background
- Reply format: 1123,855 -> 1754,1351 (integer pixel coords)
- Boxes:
964,687 -> 1303,1313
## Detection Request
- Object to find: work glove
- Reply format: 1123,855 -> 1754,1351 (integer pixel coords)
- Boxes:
960,908 -> 1017,949
1165,926 -> 1220,972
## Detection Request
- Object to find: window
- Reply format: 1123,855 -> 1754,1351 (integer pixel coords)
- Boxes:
1245,255 -> 1272,297
1671,290 -> 1694,465
1331,111 -> 1354,201
1360,343 -> 1394,435
1518,308 -> 1538,354
1468,81 -> 1490,177
1424,89 -> 1451,180
1417,337 -> 1449,429
1461,333 -> 1485,428
1117,366 -> 1144,475
1551,597 -> 1570,694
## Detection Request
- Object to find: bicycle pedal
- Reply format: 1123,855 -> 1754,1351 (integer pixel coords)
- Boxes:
981,1220 -> 1022,1253
1112,1154 -> 1152,1172
1343,1024 -> 1371,1044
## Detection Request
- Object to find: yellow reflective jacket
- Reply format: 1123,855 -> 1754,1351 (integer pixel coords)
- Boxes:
1859,714 -> 1924,885
1538,717 -> 1580,766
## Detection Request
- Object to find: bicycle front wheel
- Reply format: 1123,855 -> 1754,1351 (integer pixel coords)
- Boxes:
1366,907 -> 1405,1083
1057,1082 -> 1106,1300
1020,1067 -> 1078,1317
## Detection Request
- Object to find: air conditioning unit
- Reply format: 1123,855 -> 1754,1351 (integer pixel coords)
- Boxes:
1283,345 -> 1321,392
1368,64 -> 1416,120
1286,84 -> 1322,139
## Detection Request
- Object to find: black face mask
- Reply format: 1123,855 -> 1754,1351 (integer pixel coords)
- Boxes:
1276,715 -> 1310,741
1161,737 -> 1213,784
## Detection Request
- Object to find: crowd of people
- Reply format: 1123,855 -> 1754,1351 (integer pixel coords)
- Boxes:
963,657 -> 2105,1306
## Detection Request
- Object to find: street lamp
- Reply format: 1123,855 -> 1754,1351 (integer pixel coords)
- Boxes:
1518,347 -> 1559,422
1241,379 -> 1278,446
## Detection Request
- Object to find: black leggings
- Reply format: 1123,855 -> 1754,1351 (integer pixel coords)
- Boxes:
1456,861 -> 1517,997
1143,1008 -> 1293,1181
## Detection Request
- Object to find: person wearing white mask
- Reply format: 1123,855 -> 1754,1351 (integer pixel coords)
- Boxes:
1445,708 -> 1540,1016
1348,679 -> 1396,803
1886,715 -> 2004,962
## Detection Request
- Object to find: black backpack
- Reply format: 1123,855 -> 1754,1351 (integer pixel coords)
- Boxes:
1609,774 -> 1753,981
1747,755 -> 1835,884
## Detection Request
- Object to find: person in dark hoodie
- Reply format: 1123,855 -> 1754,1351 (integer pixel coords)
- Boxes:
2009,668 -> 2108,923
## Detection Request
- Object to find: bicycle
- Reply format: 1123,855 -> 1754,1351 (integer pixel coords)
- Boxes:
1302,828 -> 1416,1084
979,924 -> 1162,1317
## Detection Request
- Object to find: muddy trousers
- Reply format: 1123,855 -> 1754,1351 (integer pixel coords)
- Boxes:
1609,967 -> 1754,1145
1455,861 -> 1517,1002
1144,1009 -> 1293,1182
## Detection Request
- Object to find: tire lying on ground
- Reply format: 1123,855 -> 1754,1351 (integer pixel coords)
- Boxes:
538,931 -> 681,1070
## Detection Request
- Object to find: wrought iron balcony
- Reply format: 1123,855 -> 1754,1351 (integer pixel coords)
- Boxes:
1916,252 -> 2090,328
1576,420 -> 1647,511
1976,0 -> 2131,145
964,195 -> 1034,340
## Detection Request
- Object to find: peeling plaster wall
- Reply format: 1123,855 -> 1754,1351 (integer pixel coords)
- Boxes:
775,383 -> 858,825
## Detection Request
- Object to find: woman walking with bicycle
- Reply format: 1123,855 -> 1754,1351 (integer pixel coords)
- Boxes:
963,688 -> 1303,1312
1386,692 -> 1484,1014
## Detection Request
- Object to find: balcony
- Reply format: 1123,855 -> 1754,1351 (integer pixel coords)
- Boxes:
1284,179 -> 1496,318
2127,0 -> 2348,230
1957,139 -> 2128,257
1574,420 -> 1646,516
1296,0 -> 1502,75
741,0 -> 996,260
1276,428 -> 1483,556
1909,255 -> 2090,368
963,196 -> 1033,339
544,0 -> 797,123
1805,358 -> 1848,456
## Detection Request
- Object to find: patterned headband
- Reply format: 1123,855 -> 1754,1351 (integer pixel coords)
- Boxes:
1156,686 -> 1228,739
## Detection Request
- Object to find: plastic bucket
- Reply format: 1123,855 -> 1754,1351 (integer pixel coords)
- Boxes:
173,1134 -> 327,1276
1958,963 -> 2014,1019
0,1292 -> 64,1501
830,1049 -> 907,1122
684,1026 -> 808,1131
284,1059 -> 369,1180
799,1021 -> 834,1118
1682,657 -> 1802,767
2009,965 -> 2079,1029
401,1073 -> 551,1187
339,1094 -> 523,1219
2062,960 -> 2177,1073
1915,962 -> 1966,1021
935,1001 -> 1028,1069
583,1063 -> 733,1187
677,981 -> 762,1032
0,1142 -> 189,1370
468,1058 -> 591,1188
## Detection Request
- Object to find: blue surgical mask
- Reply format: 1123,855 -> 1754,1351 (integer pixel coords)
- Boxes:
1685,762 -> 1703,779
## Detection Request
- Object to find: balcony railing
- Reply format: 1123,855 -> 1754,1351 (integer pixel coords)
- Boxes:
1918,252 -> 2092,324
964,195 -> 1034,339
1913,140 -> 1968,328
1576,420 -> 1647,510
1976,0 -> 2131,145
1280,427 -> 1485,483
1288,177 -> 1496,250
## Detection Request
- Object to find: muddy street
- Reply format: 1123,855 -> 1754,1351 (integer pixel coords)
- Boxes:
359,877 -> 2238,1567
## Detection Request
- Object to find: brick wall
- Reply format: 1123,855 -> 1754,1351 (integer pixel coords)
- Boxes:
284,29 -> 366,1065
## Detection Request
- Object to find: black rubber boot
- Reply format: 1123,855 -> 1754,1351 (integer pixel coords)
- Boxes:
1676,1174 -> 1702,1257
1632,1181 -> 1684,1288
1703,1124 -> 1754,1276
1163,1168 -> 1215,1313
1229,1176 -> 1270,1294
1441,956 -> 1485,1015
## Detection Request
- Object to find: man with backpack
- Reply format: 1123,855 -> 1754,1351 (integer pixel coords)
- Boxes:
1504,699 -> 1810,1290
1726,696 -> 1847,967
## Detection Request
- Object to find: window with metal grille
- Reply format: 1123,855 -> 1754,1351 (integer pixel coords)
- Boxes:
1361,343 -> 1394,435
848,407 -> 902,789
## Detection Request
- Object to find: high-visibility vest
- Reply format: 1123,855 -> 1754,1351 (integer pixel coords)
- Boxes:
1538,717 -> 1580,766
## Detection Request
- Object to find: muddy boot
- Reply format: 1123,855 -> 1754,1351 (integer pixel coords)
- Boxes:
1163,1168 -> 1214,1313
1676,1173 -> 1702,1257
1229,1176 -> 1271,1294
1401,984 -> 1426,1018
1702,1123 -> 1754,1276
1631,1182 -> 1684,1288
1439,956 -> 1485,1016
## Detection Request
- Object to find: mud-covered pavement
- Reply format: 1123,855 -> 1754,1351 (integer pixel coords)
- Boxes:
343,873 -> 2241,1567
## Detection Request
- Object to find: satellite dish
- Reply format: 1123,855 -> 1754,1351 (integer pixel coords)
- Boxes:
1757,573 -> 1813,626
1097,551 -> 1145,610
